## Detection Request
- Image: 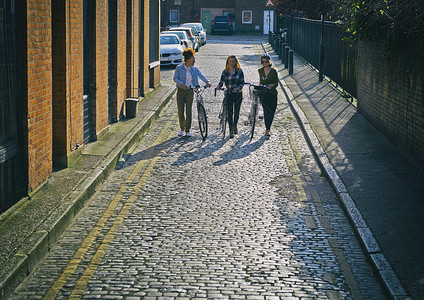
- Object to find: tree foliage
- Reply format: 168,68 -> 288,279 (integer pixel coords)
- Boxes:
275,0 -> 424,48
335,0 -> 424,47
275,0 -> 324,19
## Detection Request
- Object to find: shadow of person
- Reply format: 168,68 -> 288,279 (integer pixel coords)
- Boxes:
212,134 -> 268,166
171,133 -> 230,167
117,137 -> 180,170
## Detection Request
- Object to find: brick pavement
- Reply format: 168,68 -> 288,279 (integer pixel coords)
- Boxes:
10,36 -> 387,299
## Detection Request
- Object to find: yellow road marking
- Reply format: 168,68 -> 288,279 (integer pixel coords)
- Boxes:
44,114 -> 177,299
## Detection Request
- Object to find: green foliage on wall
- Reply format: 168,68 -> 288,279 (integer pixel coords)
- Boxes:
335,0 -> 424,48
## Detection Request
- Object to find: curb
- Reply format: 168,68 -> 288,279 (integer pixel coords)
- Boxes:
0,84 -> 176,299
262,43 -> 410,300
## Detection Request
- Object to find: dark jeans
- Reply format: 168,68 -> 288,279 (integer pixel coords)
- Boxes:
226,92 -> 243,131
260,93 -> 277,130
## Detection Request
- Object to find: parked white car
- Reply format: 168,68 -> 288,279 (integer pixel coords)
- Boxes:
161,30 -> 193,49
182,23 -> 207,45
160,34 -> 184,67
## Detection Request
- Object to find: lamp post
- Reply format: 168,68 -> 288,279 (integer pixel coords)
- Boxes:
161,0 -> 166,30
192,0 -> 194,21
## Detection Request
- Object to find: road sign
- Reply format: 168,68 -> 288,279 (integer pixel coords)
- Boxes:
265,0 -> 275,7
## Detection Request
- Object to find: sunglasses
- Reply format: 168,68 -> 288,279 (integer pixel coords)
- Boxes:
261,60 -> 269,64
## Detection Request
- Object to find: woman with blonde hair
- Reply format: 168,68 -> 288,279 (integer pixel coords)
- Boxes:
216,55 -> 245,138
174,48 -> 211,137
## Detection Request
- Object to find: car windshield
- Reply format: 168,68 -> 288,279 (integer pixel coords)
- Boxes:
186,24 -> 203,31
215,16 -> 228,22
160,35 -> 179,45
164,32 -> 185,40
172,28 -> 190,36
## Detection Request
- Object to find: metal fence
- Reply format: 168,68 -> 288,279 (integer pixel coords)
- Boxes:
281,16 -> 358,98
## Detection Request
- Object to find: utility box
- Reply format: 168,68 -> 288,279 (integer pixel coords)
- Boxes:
125,98 -> 139,118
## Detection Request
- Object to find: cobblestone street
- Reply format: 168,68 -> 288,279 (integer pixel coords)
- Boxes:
11,36 -> 387,299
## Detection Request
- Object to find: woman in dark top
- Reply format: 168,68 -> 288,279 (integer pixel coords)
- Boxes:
258,54 -> 278,136
216,55 -> 245,138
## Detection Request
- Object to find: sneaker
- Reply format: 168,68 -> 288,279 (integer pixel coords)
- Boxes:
185,132 -> 191,137
178,130 -> 184,136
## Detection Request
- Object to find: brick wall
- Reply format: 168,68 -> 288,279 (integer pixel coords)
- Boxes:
116,0 -> 127,120
235,0 -> 264,32
140,0 -> 150,94
26,0 -> 53,192
151,64 -> 160,88
52,0 -> 84,165
126,0 -> 141,98
163,0 -> 265,32
9,0 -> 161,199
67,0 -> 84,152
91,0 -> 109,138
358,41 -> 424,168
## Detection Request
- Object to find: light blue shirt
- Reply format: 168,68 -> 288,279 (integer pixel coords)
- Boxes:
174,63 -> 209,89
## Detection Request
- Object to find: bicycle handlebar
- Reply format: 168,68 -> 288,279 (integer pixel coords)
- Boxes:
193,85 -> 209,90
243,82 -> 269,89
215,86 -> 243,96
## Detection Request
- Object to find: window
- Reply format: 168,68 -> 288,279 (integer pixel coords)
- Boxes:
242,11 -> 252,24
170,10 -> 179,23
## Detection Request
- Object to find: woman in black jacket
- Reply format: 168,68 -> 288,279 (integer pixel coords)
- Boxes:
258,54 -> 278,137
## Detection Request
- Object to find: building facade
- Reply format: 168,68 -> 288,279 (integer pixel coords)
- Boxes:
161,0 -> 276,35
0,0 -> 161,213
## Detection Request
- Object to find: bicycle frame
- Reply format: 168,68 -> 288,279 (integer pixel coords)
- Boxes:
194,85 -> 209,140
215,88 -> 231,138
244,83 -> 268,141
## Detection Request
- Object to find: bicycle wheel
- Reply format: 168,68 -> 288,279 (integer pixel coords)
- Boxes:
197,103 -> 208,140
220,100 -> 227,138
250,102 -> 257,141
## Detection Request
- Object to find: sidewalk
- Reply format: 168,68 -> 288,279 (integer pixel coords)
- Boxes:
264,43 -> 424,299
0,81 -> 176,299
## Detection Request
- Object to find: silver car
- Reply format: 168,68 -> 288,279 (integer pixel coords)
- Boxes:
182,23 -> 207,45
169,27 -> 199,52
161,30 -> 193,49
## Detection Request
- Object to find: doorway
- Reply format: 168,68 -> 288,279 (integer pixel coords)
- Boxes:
202,10 -> 211,34
263,10 -> 274,34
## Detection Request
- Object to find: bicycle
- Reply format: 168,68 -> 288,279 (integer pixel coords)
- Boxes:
244,83 -> 268,141
215,87 -> 229,138
194,85 -> 209,140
